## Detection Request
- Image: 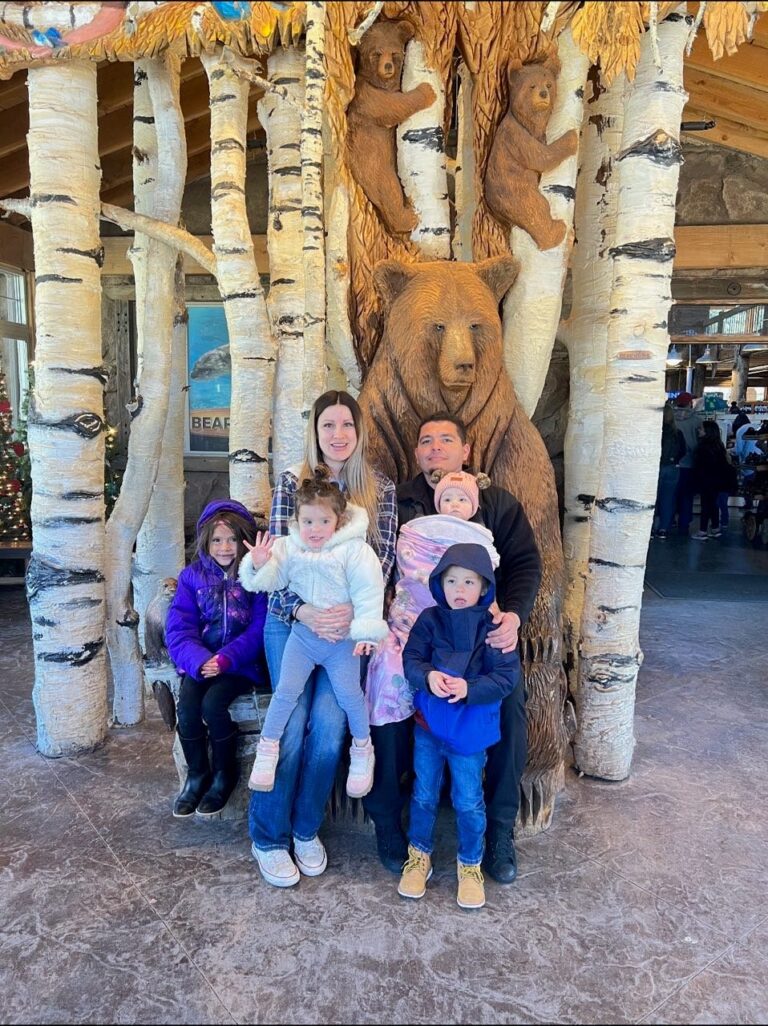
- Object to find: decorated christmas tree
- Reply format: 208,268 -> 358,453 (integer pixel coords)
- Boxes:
0,369 -> 30,541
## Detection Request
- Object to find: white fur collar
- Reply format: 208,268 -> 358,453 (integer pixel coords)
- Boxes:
287,502 -> 369,552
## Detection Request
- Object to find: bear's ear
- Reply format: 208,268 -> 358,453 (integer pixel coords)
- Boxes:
474,256 -> 520,303
541,50 -> 561,77
373,259 -> 419,307
394,20 -> 416,46
507,58 -> 524,81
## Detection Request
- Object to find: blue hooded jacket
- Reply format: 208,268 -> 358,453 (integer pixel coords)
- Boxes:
165,499 -> 267,684
403,543 -> 521,755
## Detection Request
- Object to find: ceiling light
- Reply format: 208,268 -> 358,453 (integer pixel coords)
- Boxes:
740,342 -> 768,353
666,345 -> 683,367
696,346 -> 717,365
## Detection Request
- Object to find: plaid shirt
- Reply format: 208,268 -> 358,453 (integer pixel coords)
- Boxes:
268,467 -> 397,623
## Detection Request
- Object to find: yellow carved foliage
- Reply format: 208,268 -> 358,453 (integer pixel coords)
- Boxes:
570,1 -> 646,84
702,1 -> 751,59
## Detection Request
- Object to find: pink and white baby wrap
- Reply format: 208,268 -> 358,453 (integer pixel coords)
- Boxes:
365,514 -> 500,726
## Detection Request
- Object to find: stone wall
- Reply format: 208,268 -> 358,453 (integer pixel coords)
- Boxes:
677,139 -> 768,225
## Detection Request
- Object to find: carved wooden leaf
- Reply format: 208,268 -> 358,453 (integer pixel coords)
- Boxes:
702,1 -> 750,59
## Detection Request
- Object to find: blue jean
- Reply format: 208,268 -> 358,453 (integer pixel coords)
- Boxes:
249,615 -> 347,851
408,726 -> 487,866
655,464 -> 680,533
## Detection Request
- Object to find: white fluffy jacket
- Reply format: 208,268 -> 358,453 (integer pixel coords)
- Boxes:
238,504 -> 388,644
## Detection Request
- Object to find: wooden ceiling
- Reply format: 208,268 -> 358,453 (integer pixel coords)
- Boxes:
0,57 -> 264,211
0,24 -> 764,215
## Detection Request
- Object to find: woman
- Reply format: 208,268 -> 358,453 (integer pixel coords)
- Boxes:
692,420 -> 736,540
249,390 -> 397,887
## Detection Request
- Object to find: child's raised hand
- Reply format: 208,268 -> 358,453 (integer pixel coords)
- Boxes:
353,641 -> 376,657
427,670 -> 452,698
243,531 -> 274,569
445,676 -> 468,703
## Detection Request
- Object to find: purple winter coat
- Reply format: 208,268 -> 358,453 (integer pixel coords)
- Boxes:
165,500 -> 268,684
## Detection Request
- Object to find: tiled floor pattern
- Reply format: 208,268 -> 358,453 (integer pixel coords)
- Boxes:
1,521 -> 766,1024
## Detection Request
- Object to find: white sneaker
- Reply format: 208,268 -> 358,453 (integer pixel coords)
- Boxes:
347,737 -> 375,798
293,835 -> 328,876
249,736 -> 280,791
251,842 -> 300,888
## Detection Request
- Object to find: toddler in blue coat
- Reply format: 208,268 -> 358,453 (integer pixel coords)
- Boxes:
165,500 -> 268,819
399,543 -> 521,909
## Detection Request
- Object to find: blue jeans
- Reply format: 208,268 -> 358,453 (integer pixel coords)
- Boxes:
655,464 -> 679,533
408,726 -> 487,866
249,615 -> 347,851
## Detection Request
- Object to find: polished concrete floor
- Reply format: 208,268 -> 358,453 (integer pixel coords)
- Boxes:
1,518 -> 766,1025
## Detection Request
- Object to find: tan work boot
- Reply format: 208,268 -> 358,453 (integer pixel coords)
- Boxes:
457,861 -> 485,909
397,845 -> 433,900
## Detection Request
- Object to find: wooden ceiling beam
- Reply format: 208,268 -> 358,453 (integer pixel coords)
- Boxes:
685,37 -> 768,91
0,69 -> 26,112
682,105 -> 768,160
684,70 -> 768,133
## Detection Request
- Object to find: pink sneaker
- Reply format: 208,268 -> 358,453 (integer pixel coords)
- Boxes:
347,737 -> 375,798
248,737 -> 280,791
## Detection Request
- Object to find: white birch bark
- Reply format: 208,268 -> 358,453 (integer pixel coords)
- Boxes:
202,48 -> 274,517
301,3 -> 327,411
106,56 -> 186,725
259,46 -> 306,474
325,180 -> 360,394
730,352 -> 747,402
131,61 -> 185,649
453,59 -> 476,262
561,74 -> 626,687
25,62 -> 108,756
133,259 -> 187,650
502,29 -> 588,416
575,10 -> 690,780
397,40 -> 451,259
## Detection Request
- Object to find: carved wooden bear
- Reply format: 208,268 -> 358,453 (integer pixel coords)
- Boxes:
347,20 -> 435,235
360,257 -> 567,833
485,55 -> 578,250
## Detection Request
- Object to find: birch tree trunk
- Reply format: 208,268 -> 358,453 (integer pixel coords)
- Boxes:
575,10 -> 690,780
502,29 -> 588,417
202,48 -> 274,517
730,352 -> 747,402
325,180 -> 360,394
561,72 -> 626,686
134,259 -> 187,649
25,62 -> 108,756
301,3 -> 327,409
397,39 -> 451,259
106,56 -> 186,725
132,61 -> 185,648
259,47 -> 306,474
453,59 -> 476,262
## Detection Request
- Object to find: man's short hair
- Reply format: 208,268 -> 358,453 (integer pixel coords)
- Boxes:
416,411 -> 467,444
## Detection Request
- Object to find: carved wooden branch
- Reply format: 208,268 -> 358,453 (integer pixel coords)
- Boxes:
100,203 -> 218,276
348,2 -> 385,46
221,48 -> 302,111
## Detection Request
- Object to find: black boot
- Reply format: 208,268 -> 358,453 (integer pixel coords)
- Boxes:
196,732 -> 239,817
374,820 -> 409,874
483,824 -> 518,884
173,734 -> 211,818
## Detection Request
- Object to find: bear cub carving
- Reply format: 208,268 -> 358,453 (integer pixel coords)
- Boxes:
347,20 -> 435,235
485,55 -> 578,250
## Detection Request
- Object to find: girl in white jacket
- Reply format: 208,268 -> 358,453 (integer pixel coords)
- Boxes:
239,469 -> 387,799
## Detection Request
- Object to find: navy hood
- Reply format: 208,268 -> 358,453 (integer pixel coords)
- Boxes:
196,499 -> 256,537
429,543 -> 496,610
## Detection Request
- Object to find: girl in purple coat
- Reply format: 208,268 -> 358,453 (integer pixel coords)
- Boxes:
166,500 -> 268,819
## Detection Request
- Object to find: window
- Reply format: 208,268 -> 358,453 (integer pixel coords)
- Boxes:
669,303 -> 768,340
185,303 -> 231,455
0,265 -> 31,429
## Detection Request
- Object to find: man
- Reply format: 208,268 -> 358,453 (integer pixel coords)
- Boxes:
673,392 -> 701,536
363,413 -> 542,884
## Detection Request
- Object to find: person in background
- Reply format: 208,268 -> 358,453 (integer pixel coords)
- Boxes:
673,392 -> 701,536
692,421 -> 736,541
653,405 -> 686,540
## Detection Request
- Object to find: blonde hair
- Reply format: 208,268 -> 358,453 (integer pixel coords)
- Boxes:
299,390 -> 382,549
